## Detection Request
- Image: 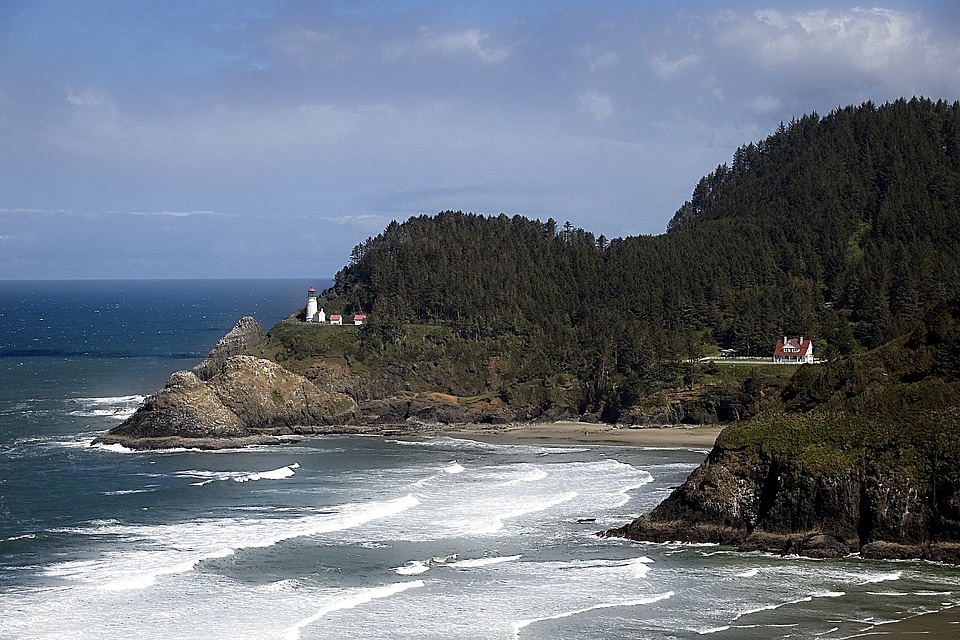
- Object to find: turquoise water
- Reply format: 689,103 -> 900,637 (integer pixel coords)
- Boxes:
1,280 -> 958,639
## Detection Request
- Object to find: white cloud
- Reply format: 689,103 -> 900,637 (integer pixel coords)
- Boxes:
579,45 -> 620,72
266,26 -> 354,67
716,8 -> 927,73
66,88 -> 113,108
578,91 -> 614,122
747,94 -> 782,114
125,210 -> 231,217
650,52 -> 702,79
0,234 -> 11,241
385,27 -> 512,64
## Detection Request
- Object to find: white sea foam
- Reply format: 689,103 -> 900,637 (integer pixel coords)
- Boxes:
512,591 -> 675,637
449,554 -> 522,568
175,463 -> 300,485
394,560 -> 432,575
737,568 -> 761,578
44,494 -> 419,591
860,570 -> 903,584
67,395 -> 144,420
282,580 -> 425,640
442,461 -> 465,474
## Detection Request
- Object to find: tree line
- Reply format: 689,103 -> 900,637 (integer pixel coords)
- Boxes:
321,97 -> 960,416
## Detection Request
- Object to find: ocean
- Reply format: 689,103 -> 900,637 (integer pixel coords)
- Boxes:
1,279 -> 958,639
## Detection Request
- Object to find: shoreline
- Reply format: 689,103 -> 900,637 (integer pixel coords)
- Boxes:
442,421 -> 724,448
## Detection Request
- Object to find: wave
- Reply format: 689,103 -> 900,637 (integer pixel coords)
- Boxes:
512,591 -> 675,638
282,580 -> 425,640
442,461 -> 465,474
860,570 -> 903,584
392,436 -> 591,456
44,494 -> 420,591
66,395 -> 145,420
393,560 -> 432,575
175,464 -> 300,486
449,554 -> 523,569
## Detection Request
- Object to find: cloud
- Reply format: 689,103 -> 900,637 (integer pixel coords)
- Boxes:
266,26 -> 354,67
0,234 -> 11,241
579,45 -> 620,72
323,214 -> 395,228
747,94 -> 782,114
650,52 -> 703,79
66,89 -> 113,108
125,210 -> 232,218
385,27 -> 512,64
716,8 -> 928,73
578,91 -> 614,122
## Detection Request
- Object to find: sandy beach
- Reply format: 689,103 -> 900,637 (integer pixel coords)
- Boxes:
444,421 -> 724,448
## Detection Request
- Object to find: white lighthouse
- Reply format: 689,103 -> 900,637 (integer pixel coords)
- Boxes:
305,287 -> 318,322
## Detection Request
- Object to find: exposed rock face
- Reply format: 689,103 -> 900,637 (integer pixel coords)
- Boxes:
192,316 -> 265,381
94,353 -> 359,450
604,444 -> 960,563
210,355 -> 358,429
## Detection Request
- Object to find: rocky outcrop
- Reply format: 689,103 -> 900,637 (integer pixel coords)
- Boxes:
93,354 -> 359,450
192,316 -> 265,381
603,443 -> 960,563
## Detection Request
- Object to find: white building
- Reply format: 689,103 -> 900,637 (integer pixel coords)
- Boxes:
773,336 -> 814,364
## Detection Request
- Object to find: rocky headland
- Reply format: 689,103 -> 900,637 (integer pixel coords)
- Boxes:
93,318 -> 360,450
603,301 -> 960,563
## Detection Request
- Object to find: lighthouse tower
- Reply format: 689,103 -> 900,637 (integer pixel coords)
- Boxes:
306,287 -> 318,322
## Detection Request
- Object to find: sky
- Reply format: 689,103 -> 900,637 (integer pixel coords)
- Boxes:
1,1 -> 959,279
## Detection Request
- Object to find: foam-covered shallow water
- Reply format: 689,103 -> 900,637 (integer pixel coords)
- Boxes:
2,281 -> 959,639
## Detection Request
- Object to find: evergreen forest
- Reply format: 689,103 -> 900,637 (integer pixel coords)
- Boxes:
318,97 -> 960,420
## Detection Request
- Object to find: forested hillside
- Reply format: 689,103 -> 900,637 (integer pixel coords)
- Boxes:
319,97 -> 960,419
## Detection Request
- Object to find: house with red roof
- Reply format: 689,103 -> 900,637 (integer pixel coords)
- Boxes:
329,314 -> 342,326
353,314 -> 366,325
773,336 -> 814,364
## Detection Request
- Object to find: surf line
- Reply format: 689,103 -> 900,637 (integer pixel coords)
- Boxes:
511,591 -> 675,638
282,580 -> 426,640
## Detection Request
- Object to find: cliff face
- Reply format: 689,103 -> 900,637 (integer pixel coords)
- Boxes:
605,444 -> 960,562
192,316 -> 265,381
94,318 -> 359,450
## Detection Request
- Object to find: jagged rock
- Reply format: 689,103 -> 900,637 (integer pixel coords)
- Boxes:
94,337 -> 359,450
603,443 -> 960,562
92,370 -> 246,447
192,316 -> 265,381
210,355 -> 359,428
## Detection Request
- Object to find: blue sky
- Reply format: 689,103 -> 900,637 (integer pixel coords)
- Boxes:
1,0 -> 958,278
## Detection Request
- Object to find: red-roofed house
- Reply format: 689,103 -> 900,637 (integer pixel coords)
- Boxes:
773,336 -> 814,364
329,314 -> 342,326
353,314 -> 366,325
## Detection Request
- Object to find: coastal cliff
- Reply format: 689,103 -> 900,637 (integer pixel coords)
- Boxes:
605,301 -> 960,562
93,318 -> 359,450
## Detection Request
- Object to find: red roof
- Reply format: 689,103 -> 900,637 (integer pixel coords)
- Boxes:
774,337 -> 812,357
354,314 -> 366,320
330,314 -> 342,320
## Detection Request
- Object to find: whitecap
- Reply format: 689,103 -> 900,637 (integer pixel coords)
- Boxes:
449,554 -> 522,568
175,463 -> 300,485
442,461 -> 465,474
394,560 -> 431,575
512,591 -> 674,637
282,580 -> 425,640
736,568 -> 760,578
860,570 -> 903,585
44,494 -> 420,591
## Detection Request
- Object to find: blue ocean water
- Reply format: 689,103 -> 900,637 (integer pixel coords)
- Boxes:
1,280 -> 959,639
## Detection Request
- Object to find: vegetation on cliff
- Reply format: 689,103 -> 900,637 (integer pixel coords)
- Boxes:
606,300 -> 960,561
313,97 -> 960,421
